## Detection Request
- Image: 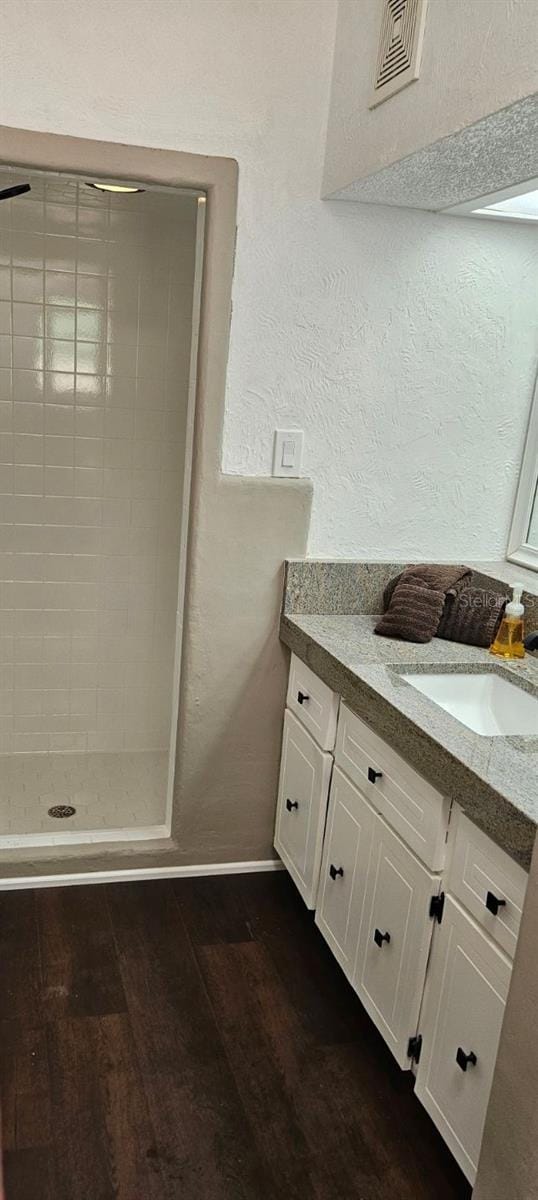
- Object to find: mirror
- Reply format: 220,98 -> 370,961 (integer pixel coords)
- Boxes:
507,369 -> 538,572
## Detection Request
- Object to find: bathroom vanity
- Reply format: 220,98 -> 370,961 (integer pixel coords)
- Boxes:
274,563 -> 538,1186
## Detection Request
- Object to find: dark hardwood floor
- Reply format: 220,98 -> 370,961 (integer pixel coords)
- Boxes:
0,871 -> 472,1200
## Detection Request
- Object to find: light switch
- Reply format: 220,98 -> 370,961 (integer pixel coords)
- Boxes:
272,429 -> 304,477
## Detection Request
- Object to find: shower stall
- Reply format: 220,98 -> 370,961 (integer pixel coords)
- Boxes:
0,166 -> 204,847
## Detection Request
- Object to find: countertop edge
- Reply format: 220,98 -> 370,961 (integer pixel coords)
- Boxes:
280,614 -> 535,872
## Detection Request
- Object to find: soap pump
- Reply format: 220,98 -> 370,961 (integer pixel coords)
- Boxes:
489,584 -> 526,660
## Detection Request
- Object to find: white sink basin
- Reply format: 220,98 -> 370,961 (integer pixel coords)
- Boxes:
402,671 -> 538,736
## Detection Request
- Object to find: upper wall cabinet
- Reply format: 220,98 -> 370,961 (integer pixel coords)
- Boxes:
323,0 -> 538,210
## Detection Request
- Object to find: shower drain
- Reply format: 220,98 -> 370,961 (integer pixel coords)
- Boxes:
48,805 -> 76,819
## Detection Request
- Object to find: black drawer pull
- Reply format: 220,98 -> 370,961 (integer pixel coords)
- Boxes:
297,691 -> 309,705
485,890 -> 506,916
329,864 -> 344,880
373,928 -> 391,947
286,798 -> 298,812
368,767 -> 383,784
456,1047 -> 477,1072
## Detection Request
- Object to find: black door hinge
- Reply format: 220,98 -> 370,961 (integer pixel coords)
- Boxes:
407,1034 -> 422,1064
429,891 -> 445,924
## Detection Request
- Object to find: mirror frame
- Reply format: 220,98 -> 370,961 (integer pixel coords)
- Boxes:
507,370 -> 538,572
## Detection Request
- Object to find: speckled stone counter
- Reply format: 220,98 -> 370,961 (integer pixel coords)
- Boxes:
280,612 -> 538,870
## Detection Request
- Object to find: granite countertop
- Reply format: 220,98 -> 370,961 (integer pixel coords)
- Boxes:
280,612 -> 538,870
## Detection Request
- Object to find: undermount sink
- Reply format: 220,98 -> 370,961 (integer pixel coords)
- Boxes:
402,670 -> 538,737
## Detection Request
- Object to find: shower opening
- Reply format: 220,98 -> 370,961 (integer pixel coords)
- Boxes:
0,164 -> 205,847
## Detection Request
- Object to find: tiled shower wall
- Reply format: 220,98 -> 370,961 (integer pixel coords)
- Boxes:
0,175 -> 198,753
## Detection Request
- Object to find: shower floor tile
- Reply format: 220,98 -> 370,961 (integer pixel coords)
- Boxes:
0,750 -> 168,838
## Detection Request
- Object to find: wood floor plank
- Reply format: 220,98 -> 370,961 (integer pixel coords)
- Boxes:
197,938 -> 368,1200
0,1021 -> 51,1152
173,874 -> 255,945
106,880 -> 274,1200
36,885 -> 126,1020
317,1039 -> 472,1200
234,870 -> 366,1045
45,1012 -> 164,1200
0,891 -> 42,1025
3,1147 -> 54,1200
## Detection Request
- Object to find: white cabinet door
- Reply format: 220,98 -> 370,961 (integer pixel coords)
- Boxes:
353,811 -> 440,1069
274,709 -> 333,909
414,894 -> 511,1185
315,768 -> 376,983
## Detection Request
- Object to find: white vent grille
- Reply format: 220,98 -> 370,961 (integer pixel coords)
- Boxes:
370,0 -> 428,109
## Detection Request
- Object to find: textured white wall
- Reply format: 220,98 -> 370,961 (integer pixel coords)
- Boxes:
225,200 -> 538,557
1,0 -> 537,559
323,0 -> 538,197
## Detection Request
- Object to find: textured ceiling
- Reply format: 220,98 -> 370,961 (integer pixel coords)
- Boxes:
326,94 -> 538,211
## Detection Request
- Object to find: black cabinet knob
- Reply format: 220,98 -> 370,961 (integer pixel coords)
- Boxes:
368,767 -> 383,784
286,798 -> 298,812
329,864 -> 344,880
373,928 -> 391,947
456,1047 -> 477,1072
297,691 -> 309,705
485,890 -> 506,916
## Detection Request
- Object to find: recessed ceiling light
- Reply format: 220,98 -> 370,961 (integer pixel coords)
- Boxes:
86,182 -> 144,194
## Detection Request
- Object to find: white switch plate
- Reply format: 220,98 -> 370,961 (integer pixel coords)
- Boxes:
272,429 -> 304,478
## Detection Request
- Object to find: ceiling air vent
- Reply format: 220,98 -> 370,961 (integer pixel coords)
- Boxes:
370,0 -> 428,109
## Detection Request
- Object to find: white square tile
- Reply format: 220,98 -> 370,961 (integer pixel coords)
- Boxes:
44,372 -> 74,404
76,274 -> 107,309
45,305 -> 75,340
13,268 -> 43,304
0,302 -> 11,336
75,374 -> 105,405
44,436 -> 74,466
44,235 -> 77,272
14,434 -> 43,465
0,267 -> 11,301
13,402 -> 44,435
45,339 -> 75,373
12,303 -> 44,337
44,404 -> 74,435
75,406 -> 104,438
74,467 -> 103,497
11,233 -> 44,271
45,271 -> 76,306
14,465 -> 43,495
44,466 -> 75,496
77,309 -> 106,342
0,335 -> 11,368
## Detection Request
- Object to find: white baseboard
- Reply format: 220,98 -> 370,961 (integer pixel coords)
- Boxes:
0,857 -> 285,891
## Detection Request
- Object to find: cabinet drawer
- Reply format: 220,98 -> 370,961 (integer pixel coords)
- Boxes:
353,811 -> 440,1069
336,704 -> 449,870
316,768 -> 376,983
414,895 -> 511,1184
447,807 -> 527,959
287,653 -> 339,751
274,709 -> 333,909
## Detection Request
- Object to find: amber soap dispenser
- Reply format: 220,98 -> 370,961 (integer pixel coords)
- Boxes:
490,584 -> 525,660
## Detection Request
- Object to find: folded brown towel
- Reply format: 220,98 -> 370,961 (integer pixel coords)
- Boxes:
437,586 -> 507,648
375,574 -> 446,643
376,564 -> 472,644
382,564 -> 472,611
